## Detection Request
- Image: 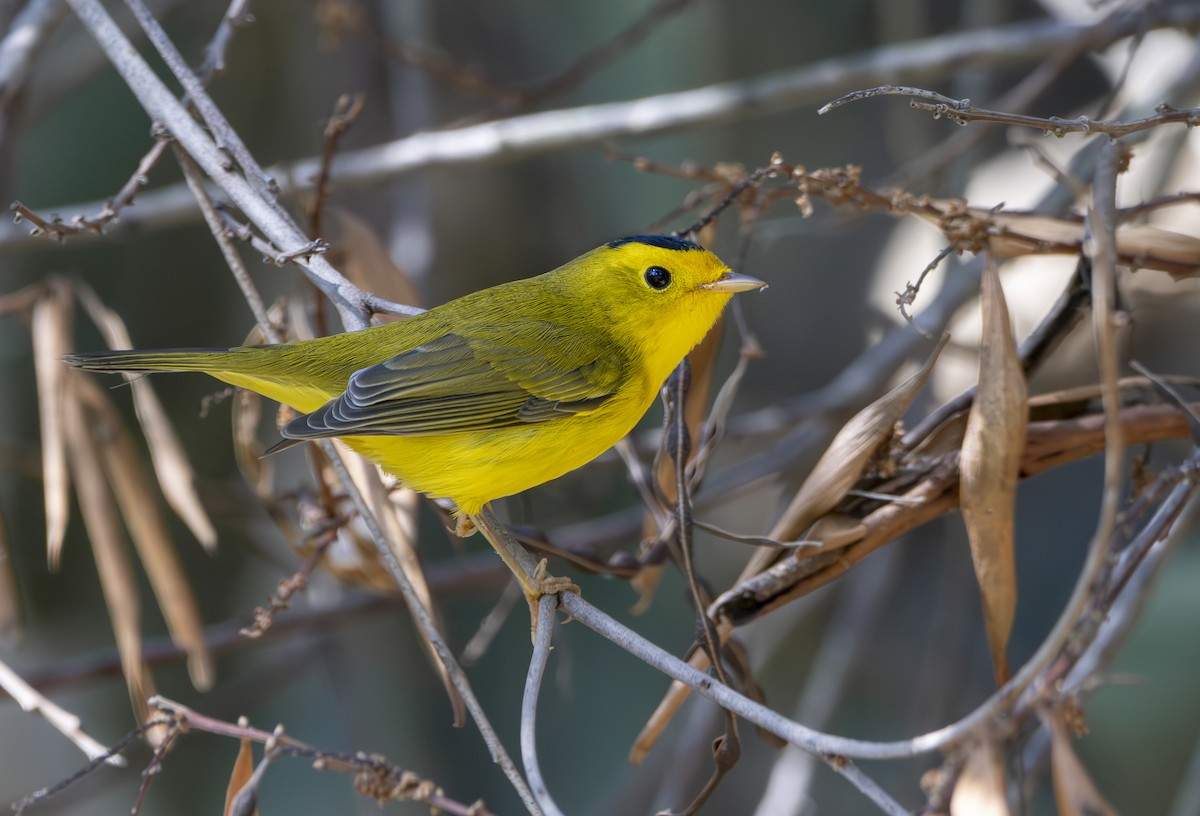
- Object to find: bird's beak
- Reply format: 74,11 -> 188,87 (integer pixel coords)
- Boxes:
699,271 -> 768,293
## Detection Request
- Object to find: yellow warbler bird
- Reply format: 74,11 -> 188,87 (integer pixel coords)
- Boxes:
66,235 -> 764,612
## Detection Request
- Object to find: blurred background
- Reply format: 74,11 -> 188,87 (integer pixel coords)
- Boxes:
1,0 -> 1199,813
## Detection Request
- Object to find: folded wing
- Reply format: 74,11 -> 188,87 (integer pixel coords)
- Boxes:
278,330 -> 623,443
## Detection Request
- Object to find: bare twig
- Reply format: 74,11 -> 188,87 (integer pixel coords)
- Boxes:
10,719 -> 166,815
822,84 -> 1200,137
0,0 -> 68,111
560,591 -> 909,813
480,0 -> 697,117
173,144 -> 276,337
9,5 -> 1199,249
199,0 -> 253,78
10,139 -> 167,241
147,697 -> 493,815
122,0 -> 278,200
65,0 -> 375,329
521,594 -> 566,816
10,0 -> 255,240
0,657 -> 120,765
307,92 -> 366,240
896,244 -> 954,332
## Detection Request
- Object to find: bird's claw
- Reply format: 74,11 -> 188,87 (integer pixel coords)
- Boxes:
521,558 -> 579,641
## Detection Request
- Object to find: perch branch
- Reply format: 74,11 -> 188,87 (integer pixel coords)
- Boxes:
521,594 -> 566,816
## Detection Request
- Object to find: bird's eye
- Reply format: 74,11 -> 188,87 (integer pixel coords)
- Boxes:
644,266 -> 672,290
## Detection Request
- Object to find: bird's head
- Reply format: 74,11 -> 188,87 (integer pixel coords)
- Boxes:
574,234 -> 766,377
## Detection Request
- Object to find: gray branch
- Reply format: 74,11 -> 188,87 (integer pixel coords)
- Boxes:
65,0 -> 373,329
6,3 -> 1198,250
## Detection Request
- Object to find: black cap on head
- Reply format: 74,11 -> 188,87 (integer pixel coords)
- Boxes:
607,234 -> 702,252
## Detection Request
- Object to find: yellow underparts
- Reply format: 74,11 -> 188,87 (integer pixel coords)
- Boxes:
216,369 -> 653,516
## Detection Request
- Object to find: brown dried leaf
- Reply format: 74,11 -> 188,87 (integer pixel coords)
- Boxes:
76,376 -> 214,692
960,257 -> 1027,685
223,737 -> 258,816
770,333 -> 949,543
0,501 -> 21,645
1113,224 -> 1200,279
723,335 -> 947,590
629,563 -> 664,617
1046,711 -> 1117,816
32,283 -> 72,568
333,207 -> 424,316
62,379 -> 158,736
76,286 -> 218,552
919,204 -> 1200,278
950,739 -> 1010,816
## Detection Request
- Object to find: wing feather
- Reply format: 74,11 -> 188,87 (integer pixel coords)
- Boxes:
280,330 -> 626,440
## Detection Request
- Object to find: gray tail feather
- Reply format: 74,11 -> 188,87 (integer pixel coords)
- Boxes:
62,347 -> 229,373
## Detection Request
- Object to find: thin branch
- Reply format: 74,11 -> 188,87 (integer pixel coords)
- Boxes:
10,140 -> 168,240
559,592 -> 910,812
9,4 -> 1199,249
146,697 -> 493,815
10,719 -> 167,815
8,557 -> 508,695
9,0 -> 254,240
122,0 -> 278,200
821,84 -> 1200,137
0,657 -> 121,765
479,0 -> 697,117
173,144 -> 276,338
198,0 -> 253,78
64,0 -> 375,329
307,92 -> 366,240
521,594 -> 566,816
0,0 -> 68,110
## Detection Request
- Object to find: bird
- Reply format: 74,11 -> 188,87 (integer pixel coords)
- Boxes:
66,234 -> 765,620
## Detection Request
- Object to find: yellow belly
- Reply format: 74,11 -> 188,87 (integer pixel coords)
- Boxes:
216,361 -> 655,515
341,388 -> 649,515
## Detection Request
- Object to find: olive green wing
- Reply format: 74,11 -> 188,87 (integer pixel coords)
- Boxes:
278,330 -> 625,441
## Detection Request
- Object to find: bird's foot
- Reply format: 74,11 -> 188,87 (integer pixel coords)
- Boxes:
520,558 -> 579,642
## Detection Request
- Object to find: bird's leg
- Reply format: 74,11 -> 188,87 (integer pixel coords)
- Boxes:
466,507 -> 578,638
